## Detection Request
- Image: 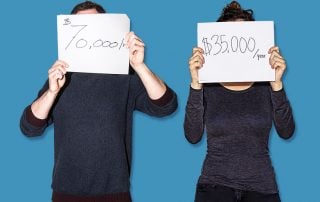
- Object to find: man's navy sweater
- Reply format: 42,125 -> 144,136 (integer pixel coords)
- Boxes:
20,72 -> 177,196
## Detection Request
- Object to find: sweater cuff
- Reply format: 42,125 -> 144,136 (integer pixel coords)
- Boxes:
187,86 -> 203,105
189,86 -> 203,98
270,88 -> 288,106
190,86 -> 203,92
150,85 -> 174,107
26,105 -> 47,127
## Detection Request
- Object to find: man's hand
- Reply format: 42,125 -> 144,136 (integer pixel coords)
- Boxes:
125,32 -> 145,70
48,60 -> 68,95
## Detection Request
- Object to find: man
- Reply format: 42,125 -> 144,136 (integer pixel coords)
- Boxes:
20,1 -> 177,202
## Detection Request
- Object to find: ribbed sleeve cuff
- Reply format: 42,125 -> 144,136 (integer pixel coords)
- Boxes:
26,105 -> 47,127
270,88 -> 288,107
188,86 -> 203,104
190,86 -> 203,92
150,85 -> 174,107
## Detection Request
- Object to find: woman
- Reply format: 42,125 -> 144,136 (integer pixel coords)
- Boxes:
184,1 -> 295,202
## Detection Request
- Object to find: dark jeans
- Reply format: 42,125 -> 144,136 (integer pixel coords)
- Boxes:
52,191 -> 132,202
195,183 -> 281,202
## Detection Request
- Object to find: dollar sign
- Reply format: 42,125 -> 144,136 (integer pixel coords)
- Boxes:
202,37 -> 212,56
63,18 -> 71,26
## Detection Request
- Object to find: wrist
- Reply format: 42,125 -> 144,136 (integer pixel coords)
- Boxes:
270,81 -> 283,91
47,89 -> 59,97
131,62 -> 145,70
191,81 -> 203,90
131,63 -> 147,74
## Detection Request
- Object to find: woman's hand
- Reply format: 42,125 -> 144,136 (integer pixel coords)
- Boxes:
189,47 -> 205,89
269,46 -> 286,91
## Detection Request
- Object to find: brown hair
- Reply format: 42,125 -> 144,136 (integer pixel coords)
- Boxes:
217,1 -> 254,22
71,1 -> 106,14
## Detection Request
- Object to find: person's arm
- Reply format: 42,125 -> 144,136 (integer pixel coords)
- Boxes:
269,46 -> 285,91
31,60 -> 68,119
184,87 -> 205,144
130,73 -> 177,117
183,47 -> 206,144
270,88 -> 295,139
126,32 -> 177,116
268,46 -> 295,139
20,60 -> 68,137
126,32 -> 167,99
188,47 -> 205,90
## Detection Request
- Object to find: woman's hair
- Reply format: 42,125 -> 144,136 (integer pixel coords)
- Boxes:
71,1 -> 106,14
217,1 -> 254,22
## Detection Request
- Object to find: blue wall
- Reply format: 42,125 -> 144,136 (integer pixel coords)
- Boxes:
1,0 -> 318,201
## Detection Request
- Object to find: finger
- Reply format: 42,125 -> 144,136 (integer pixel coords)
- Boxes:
56,60 -> 69,67
271,61 -> 286,68
191,50 -> 205,62
189,54 -> 204,63
128,33 -> 144,46
189,55 -> 203,63
130,38 -> 144,46
271,61 -> 286,70
55,69 -> 65,80
192,47 -> 203,54
268,46 -> 280,54
271,59 -> 285,69
131,34 -> 143,43
128,39 -> 145,49
270,51 -> 283,60
57,66 -> 67,75
127,33 -> 144,45
189,57 -> 204,68
130,45 -> 144,53
190,50 -> 204,59
193,47 -> 204,54
49,64 -> 67,75
49,61 -> 68,74
269,54 -> 285,67
125,31 -> 134,41
269,54 -> 285,63
190,52 -> 205,64
129,46 -> 144,56
129,31 -> 136,40
190,61 -> 203,70
189,55 -> 204,65
49,69 -> 64,81
53,60 -> 69,68
190,60 -> 203,67
274,56 -> 285,65
270,52 -> 285,62
125,31 -> 135,47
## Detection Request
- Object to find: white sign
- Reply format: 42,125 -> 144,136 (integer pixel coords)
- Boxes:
197,21 -> 275,83
57,14 -> 130,74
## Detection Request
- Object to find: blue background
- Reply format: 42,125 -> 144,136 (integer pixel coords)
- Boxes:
1,0 -> 319,201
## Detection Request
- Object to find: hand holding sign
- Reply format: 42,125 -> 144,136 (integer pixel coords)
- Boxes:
125,32 -> 145,70
47,60 -> 69,95
268,46 -> 286,91
189,47 -> 205,89
57,14 -> 130,74
197,21 -> 275,83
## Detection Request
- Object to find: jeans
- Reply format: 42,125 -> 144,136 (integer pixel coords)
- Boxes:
195,183 -> 281,202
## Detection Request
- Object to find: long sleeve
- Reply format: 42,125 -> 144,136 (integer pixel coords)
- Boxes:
20,80 -> 53,137
184,87 -> 205,144
131,73 -> 177,117
270,88 -> 295,139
